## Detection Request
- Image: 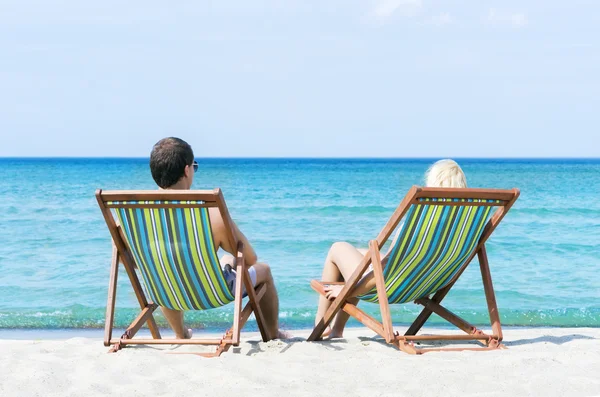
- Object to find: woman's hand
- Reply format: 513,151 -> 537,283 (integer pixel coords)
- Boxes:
324,284 -> 344,300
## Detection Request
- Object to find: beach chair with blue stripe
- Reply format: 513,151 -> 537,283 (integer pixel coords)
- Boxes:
96,189 -> 270,357
308,186 -> 520,354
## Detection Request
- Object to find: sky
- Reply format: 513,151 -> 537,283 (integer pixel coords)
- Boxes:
0,0 -> 598,157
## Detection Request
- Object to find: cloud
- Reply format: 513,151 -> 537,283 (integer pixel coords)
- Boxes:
429,12 -> 453,26
371,0 -> 422,20
487,8 -> 528,27
510,13 -> 527,27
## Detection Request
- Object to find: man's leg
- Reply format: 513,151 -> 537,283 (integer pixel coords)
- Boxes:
221,254 -> 284,339
160,307 -> 192,339
252,262 -> 281,340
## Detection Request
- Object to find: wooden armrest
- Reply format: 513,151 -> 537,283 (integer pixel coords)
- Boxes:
310,280 -> 346,296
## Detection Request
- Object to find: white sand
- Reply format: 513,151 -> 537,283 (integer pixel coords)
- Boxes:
1,327 -> 599,397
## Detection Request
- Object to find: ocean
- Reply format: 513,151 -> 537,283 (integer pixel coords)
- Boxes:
0,158 -> 599,332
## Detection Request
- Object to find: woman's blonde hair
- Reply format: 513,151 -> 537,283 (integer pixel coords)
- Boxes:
424,159 -> 467,188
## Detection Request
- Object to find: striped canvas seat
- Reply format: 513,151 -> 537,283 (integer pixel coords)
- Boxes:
112,201 -> 234,311
98,189 -> 272,356
359,198 -> 496,304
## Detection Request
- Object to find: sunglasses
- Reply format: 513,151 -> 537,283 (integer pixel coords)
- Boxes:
192,161 -> 198,172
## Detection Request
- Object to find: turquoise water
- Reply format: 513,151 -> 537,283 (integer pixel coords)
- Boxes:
0,158 -> 599,331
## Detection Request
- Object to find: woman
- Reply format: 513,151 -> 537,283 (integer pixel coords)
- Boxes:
314,159 -> 468,338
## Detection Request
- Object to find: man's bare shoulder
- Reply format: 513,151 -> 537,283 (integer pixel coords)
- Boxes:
208,207 -> 225,230
208,207 -> 227,245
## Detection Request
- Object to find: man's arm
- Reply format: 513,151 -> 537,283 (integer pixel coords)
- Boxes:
208,207 -> 258,265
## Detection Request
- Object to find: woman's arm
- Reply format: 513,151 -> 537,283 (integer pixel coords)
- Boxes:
382,225 -> 403,259
353,271 -> 376,295
324,271 -> 376,300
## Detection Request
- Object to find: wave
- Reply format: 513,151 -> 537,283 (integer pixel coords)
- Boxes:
1,305 -> 598,330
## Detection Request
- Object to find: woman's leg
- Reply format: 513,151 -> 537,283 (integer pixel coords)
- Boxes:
327,248 -> 369,336
328,297 -> 358,338
314,242 -> 365,336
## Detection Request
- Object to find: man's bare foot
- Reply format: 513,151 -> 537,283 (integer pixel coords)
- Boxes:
276,330 -> 292,339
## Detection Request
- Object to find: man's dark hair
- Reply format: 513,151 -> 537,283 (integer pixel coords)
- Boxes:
149,137 -> 194,188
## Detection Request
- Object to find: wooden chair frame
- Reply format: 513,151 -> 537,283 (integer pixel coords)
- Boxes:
96,188 -> 271,357
308,186 -> 520,354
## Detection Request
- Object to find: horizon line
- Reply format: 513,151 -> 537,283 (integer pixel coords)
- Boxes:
1,156 -> 599,160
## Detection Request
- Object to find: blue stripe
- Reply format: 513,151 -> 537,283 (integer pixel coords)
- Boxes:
175,208 -> 211,309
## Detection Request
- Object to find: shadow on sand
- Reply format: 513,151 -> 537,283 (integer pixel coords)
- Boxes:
503,334 -> 596,347
112,332 -> 598,356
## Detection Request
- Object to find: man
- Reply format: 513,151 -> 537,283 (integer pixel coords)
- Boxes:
149,137 -> 286,340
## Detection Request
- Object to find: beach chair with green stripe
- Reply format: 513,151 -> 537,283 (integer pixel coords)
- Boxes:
96,189 -> 271,357
308,186 -> 520,354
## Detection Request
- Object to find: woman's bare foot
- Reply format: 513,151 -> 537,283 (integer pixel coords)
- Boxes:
326,328 -> 344,339
313,325 -> 343,340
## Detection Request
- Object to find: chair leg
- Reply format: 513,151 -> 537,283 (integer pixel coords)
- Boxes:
104,245 -> 119,347
370,241 -> 394,343
405,283 -> 453,336
108,303 -> 158,353
120,254 -> 161,340
478,245 -> 503,342
405,245 -> 485,336
243,269 -> 270,342
415,297 -> 478,335
161,285 -> 267,357
405,249 -> 479,336
167,329 -> 234,357
401,245 -> 503,351
310,282 -> 503,354
310,281 -> 388,339
232,254 -> 245,345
